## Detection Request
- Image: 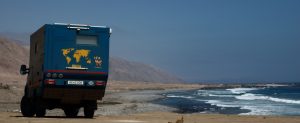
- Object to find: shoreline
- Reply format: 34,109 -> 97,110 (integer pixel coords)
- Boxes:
0,88 -> 201,116
2,86 -> 300,117
97,89 -> 192,116
156,86 -> 300,116
1,111 -> 300,123
1,85 -> 300,123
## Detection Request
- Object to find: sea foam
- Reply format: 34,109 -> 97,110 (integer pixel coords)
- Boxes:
235,93 -> 300,104
166,95 -> 194,99
226,88 -> 259,94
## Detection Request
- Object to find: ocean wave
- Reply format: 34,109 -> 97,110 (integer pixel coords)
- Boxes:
235,93 -> 300,104
226,88 -> 259,94
166,95 -> 194,99
208,94 -> 235,97
239,106 -> 271,115
204,99 -> 276,115
163,87 -> 300,116
197,90 -> 233,96
203,100 -> 240,108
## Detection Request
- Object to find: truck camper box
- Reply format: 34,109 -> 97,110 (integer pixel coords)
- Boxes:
20,23 -> 111,118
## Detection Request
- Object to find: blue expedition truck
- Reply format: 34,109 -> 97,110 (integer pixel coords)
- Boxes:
19,23 -> 111,118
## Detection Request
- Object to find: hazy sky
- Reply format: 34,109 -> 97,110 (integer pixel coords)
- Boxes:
0,0 -> 299,82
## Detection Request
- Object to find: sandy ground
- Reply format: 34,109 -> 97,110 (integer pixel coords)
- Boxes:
1,81 -> 300,123
1,111 -> 300,123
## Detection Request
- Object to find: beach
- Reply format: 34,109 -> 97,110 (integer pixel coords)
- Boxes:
1,81 -> 300,123
1,111 -> 300,123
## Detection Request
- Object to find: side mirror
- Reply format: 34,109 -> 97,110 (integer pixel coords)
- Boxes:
20,64 -> 29,75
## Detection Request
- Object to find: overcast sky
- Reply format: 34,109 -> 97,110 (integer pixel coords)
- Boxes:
0,0 -> 299,82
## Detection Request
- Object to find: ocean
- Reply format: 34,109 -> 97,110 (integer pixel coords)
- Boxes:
155,84 -> 300,116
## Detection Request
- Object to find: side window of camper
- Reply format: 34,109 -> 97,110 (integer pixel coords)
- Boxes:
76,35 -> 98,45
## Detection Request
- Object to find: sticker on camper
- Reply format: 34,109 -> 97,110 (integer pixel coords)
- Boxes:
61,48 -> 74,64
61,48 -> 92,66
73,49 -> 90,63
94,56 -> 102,68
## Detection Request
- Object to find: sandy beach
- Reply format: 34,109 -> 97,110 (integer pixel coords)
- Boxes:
1,81 -> 300,123
1,111 -> 300,123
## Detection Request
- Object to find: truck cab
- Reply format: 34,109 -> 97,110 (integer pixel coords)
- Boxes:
20,23 -> 111,118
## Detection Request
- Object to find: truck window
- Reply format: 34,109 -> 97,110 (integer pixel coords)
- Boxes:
76,35 -> 98,45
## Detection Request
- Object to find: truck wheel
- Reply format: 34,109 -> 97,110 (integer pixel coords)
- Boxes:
84,101 -> 97,118
84,107 -> 95,118
35,99 -> 46,117
36,107 -> 46,117
64,107 -> 79,118
20,96 -> 35,117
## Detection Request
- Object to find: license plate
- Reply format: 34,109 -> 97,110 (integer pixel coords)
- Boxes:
67,80 -> 84,85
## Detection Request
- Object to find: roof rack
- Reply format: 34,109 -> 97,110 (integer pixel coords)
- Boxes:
54,23 -> 107,28
53,23 -> 110,32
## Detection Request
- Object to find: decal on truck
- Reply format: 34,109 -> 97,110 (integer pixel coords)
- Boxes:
73,49 -> 90,63
61,48 -> 94,68
62,48 -> 74,64
94,56 -> 102,68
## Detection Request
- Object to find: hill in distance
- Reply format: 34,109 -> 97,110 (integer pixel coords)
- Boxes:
109,57 -> 183,83
0,36 -> 183,84
0,37 -> 28,83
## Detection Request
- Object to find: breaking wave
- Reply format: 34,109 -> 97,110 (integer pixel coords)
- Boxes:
236,93 -> 300,104
226,88 -> 259,94
166,95 -> 194,99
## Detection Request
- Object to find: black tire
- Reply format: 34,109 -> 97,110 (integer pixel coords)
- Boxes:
84,107 -> 95,118
20,96 -> 35,117
36,108 -> 46,117
35,99 -> 46,117
64,107 -> 79,118
84,100 -> 97,118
